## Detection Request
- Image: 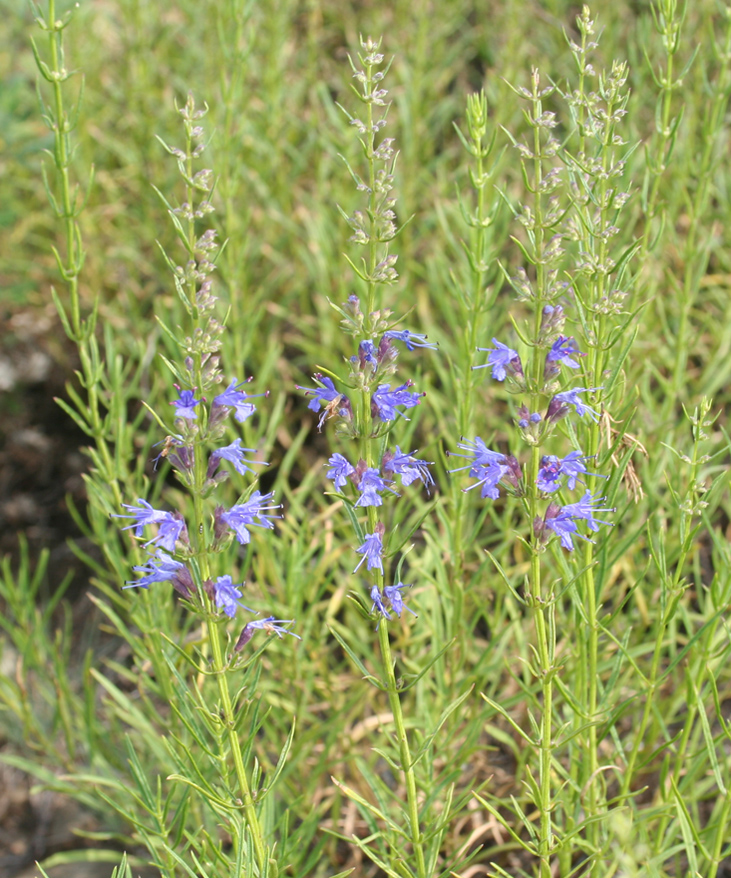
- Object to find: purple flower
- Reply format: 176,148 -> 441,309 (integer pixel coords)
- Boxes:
449,438 -> 510,499
113,501 -> 187,551
219,491 -> 281,545
124,551 -> 190,596
209,439 -> 260,477
213,380 -> 261,423
536,456 -> 562,493
383,446 -> 434,490
370,585 -> 391,620
371,382 -> 424,421
213,575 -> 255,618
468,461 -> 510,499
547,387 -> 601,423
561,491 -> 615,531
171,389 -> 201,420
354,531 -> 384,573
234,616 -> 301,652
298,375 -> 352,431
355,467 -> 398,507
149,514 -> 187,552
544,491 -> 614,550
536,450 -> 604,493
113,499 -> 170,536
474,339 -> 524,381
326,453 -> 355,490
384,583 -> 417,619
358,340 -> 378,368
449,438 -> 505,473
544,336 -> 583,379
559,451 -> 603,489
547,336 -> 581,368
383,329 -> 438,351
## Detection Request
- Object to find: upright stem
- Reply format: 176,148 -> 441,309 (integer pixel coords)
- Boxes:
526,71 -> 555,877
570,57 -> 627,871
179,111 -> 269,875
207,617 -> 268,871
378,623 -> 427,878
46,0 -> 81,335
528,446 -> 554,878
39,1 -> 131,499
451,92 -> 494,648
351,43 -> 426,877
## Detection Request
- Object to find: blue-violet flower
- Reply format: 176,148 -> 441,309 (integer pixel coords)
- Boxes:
537,450 -> 603,493
371,381 -> 423,421
114,502 -> 187,551
209,439 -> 260,477
384,582 -> 417,618
383,329 -> 438,351
213,575 -> 255,618
299,375 -> 351,431
543,491 -> 614,550
370,585 -> 391,620
213,380 -> 259,423
547,387 -> 601,423
234,616 -> 301,652
171,389 -> 201,420
544,336 -> 582,380
474,339 -> 524,381
114,499 -> 170,536
355,467 -> 398,507
326,453 -> 355,490
354,530 -> 384,573
383,446 -> 434,490
124,550 -> 191,597
218,491 -> 281,545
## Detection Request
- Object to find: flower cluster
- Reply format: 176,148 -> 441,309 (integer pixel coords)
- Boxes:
369,582 -> 417,628
299,318 -> 432,435
456,306 -> 613,551
327,446 -> 434,504
114,94 -> 299,651
299,296 -> 436,617
300,37 -> 437,625
475,318 -> 585,392
116,392 -> 298,648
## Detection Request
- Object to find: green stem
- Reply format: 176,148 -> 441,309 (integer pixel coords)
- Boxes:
452,92 -> 493,656
41,1 -> 127,511
524,73 -> 555,877
528,444 -> 554,878
180,113 -> 269,874
575,70 -> 622,872
46,0 -> 81,336
207,615 -> 268,870
640,0 -> 679,266
378,622 -> 427,878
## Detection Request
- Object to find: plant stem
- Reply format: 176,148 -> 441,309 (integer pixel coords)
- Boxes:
207,615 -> 269,871
525,71 -> 555,877
528,443 -> 554,878
378,622 -> 427,878
180,110 -> 269,875
451,91 -> 495,647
